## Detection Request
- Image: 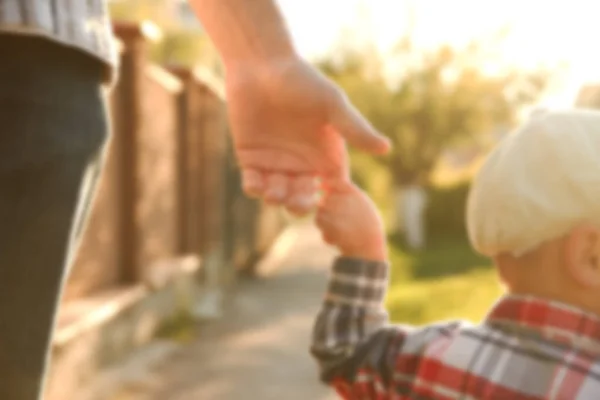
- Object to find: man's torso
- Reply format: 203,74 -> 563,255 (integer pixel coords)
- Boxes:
0,0 -> 117,75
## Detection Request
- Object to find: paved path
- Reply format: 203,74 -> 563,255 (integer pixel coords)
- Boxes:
112,222 -> 339,400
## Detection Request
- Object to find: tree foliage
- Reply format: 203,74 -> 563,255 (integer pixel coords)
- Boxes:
317,39 -> 551,187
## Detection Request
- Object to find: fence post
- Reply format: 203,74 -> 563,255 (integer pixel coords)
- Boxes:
169,66 -> 204,257
112,21 -> 161,282
170,67 -> 192,255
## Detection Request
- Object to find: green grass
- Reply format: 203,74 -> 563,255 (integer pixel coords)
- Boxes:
385,235 -> 503,325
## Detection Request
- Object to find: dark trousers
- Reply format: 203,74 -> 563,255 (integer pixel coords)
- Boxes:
0,35 -> 109,399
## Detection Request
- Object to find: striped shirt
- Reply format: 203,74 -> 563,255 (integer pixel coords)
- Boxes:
0,1 -> 118,78
311,257 -> 600,399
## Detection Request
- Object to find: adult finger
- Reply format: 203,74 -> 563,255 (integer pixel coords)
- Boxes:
329,91 -> 391,155
242,169 -> 265,198
286,175 -> 319,216
263,173 -> 290,205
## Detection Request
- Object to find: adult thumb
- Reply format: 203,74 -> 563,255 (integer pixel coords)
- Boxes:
329,93 -> 391,155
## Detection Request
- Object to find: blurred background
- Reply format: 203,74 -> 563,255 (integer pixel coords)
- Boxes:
107,0 -> 600,323
49,1 -> 600,398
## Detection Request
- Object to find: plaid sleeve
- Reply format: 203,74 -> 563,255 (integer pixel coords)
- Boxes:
311,257 -> 407,397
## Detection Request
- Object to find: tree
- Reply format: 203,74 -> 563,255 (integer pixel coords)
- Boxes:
319,39 -> 550,187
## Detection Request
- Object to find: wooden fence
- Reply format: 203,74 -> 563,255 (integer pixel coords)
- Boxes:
62,21 -> 286,302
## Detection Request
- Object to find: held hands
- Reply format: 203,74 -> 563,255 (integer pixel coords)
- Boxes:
225,56 -> 390,216
316,181 -> 388,262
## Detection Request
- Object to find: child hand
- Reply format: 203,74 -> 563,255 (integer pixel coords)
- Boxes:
316,181 -> 387,262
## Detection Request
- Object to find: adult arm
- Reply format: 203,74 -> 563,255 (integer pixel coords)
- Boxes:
188,0 -> 295,68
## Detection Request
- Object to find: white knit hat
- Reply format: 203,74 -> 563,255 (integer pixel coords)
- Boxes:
467,108 -> 600,257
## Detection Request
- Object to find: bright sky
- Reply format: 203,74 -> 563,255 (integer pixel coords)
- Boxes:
277,0 -> 600,106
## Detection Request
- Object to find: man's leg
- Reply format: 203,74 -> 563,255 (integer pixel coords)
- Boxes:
0,151 -> 103,399
0,35 -> 108,399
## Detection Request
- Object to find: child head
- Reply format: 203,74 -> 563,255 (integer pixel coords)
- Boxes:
467,109 -> 600,313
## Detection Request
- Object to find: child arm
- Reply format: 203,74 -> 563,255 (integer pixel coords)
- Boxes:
311,257 -> 398,394
310,183 -> 444,398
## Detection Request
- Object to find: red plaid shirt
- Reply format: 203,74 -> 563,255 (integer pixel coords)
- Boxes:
311,258 -> 600,399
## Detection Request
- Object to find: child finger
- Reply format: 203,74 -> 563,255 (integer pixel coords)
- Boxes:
316,214 -> 336,245
315,211 -> 329,228
322,231 -> 336,246
315,211 -> 337,233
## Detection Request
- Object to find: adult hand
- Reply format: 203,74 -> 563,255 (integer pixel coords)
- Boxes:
225,56 -> 390,216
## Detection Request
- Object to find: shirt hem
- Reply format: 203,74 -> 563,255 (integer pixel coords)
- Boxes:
0,27 -> 118,84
